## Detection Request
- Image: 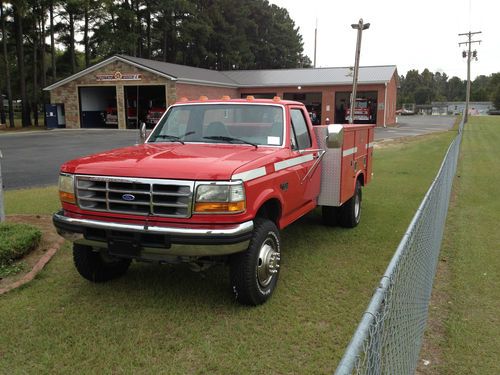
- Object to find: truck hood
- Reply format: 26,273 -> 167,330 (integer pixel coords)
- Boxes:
61,143 -> 280,181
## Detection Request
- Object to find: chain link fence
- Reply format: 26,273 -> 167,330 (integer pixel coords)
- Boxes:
334,116 -> 465,375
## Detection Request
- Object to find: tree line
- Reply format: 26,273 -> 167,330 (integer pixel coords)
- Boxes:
398,68 -> 500,109
0,0 -> 311,128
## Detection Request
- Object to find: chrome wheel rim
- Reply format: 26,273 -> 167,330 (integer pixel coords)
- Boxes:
354,192 -> 361,220
257,238 -> 280,288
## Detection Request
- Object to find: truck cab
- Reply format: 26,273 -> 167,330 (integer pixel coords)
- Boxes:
53,97 -> 374,305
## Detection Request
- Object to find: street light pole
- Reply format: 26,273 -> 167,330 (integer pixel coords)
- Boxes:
349,18 -> 370,124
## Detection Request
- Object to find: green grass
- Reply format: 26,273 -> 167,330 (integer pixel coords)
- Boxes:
0,222 -> 42,265
0,261 -> 26,278
439,116 -> 500,374
4,186 -> 60,215
0,222 -> 41,278
0,130 -> 455,374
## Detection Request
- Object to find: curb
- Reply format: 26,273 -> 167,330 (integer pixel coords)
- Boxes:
0,237 -> 65,295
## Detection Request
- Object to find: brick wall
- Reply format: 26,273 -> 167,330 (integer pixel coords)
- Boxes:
50,61 -> 171,129
240,83 -> 397,127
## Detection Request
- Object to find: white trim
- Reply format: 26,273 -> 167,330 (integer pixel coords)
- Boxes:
366,142 -> 374,148
274,154 -> 314,172
342,147 -> 358,157
44,55 -> 177,91
232,167 -> 267,182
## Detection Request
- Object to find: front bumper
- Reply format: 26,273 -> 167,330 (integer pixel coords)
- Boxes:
53,211 -> 253,258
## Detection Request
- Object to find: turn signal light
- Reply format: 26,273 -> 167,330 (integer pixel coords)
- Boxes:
194,201 -> 245,213
59,191 -> 76,204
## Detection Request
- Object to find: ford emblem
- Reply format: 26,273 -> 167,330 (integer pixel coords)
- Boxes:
122,194 -> 136,201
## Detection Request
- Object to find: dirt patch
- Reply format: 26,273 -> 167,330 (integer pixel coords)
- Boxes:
0,215 -> 64,295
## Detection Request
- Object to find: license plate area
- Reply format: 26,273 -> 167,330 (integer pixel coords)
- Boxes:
108,239 -> 141,257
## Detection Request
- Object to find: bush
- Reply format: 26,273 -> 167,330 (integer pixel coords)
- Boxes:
0,222 -> 42,266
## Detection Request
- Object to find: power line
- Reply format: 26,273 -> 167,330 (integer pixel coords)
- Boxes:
458,31 -> 481,123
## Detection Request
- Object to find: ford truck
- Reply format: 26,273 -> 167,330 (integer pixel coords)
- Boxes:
53,97 -> 374,305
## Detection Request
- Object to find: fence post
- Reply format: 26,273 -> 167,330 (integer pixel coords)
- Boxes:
0,149 -> 4,221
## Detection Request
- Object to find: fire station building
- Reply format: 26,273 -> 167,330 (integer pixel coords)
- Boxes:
44,54 -> 399,129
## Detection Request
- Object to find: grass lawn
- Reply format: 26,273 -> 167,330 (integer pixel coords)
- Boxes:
436,116 -> 500,374
0,130 -> 455,374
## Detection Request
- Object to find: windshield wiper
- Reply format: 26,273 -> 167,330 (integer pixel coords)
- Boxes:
203,135 -> 257,149
154,131 -> 195,145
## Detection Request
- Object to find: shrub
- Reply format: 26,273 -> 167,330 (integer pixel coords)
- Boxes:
0,222 -> 42,266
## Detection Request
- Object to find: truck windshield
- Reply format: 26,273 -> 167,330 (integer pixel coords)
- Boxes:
148,104 -> 284,146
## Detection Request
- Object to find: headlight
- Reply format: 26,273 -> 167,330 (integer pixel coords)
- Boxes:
194,183 -> 245,213
58,173 -> 76,204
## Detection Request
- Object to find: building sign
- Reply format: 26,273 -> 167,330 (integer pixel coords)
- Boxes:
96,71 -> 142,81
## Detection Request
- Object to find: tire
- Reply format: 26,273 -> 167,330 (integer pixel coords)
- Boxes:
339,180 -> 362,228
322,206 -> 339,226
230,218 -> 281,306
73,244 -> 131,282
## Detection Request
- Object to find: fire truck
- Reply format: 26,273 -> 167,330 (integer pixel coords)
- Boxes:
345,98 -> 374,123
53,97 -> 374,305
145,106 -> 166,127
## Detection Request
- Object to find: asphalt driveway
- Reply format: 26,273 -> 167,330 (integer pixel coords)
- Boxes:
375,115 -> 455,140
0,129 -> 138,190
0,115 -> 456,190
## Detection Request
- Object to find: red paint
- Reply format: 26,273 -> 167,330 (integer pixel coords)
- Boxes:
60,98 -> 373,230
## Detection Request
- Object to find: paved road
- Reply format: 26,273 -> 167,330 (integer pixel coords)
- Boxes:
0,129 -> 138,190
375,115 -> 455,141
0,116 -> 456,190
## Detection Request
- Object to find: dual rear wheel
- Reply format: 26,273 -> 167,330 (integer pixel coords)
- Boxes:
322,180 -> 362,228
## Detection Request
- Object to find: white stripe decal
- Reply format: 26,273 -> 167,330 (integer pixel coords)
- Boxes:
232,167 -> 267,182
342,147 -> 358,157
274,154 -> 314,172
367,142 -> 374,148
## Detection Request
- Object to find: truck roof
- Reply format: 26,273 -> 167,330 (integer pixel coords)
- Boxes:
174,97 -> 303,106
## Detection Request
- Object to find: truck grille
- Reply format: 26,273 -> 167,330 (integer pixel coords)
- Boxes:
75,176 -> 194,218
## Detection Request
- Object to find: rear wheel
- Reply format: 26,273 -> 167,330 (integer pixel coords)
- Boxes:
73,244 -> 131,282
339,180 -> 362,228
230,218 -> 281,306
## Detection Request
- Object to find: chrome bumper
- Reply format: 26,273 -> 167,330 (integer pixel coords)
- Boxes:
53,211 -> 253,257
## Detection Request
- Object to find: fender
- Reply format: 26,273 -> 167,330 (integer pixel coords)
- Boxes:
354,170 -> 365,188
250,187 -> 285,223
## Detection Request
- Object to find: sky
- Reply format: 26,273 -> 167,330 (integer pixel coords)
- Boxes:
269,0 -> 498,80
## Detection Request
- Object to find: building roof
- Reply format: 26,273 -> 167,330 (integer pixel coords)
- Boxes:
224,65 -> 398,87
44,54 -> 398,91
118,55 -> 240,87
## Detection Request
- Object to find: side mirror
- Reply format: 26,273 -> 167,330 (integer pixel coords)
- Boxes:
139,122 -> 147,144
326,124 -> 343,149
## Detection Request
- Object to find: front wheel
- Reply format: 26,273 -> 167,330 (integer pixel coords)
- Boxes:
73,244 -> 131,282
339,180 -> 362,228
230,218 -> 281,306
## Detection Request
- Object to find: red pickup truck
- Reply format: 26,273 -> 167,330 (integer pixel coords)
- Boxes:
53,97 -> 374,305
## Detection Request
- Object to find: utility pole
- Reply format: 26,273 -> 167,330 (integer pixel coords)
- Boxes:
313,19 -> 318,68
459,31 -> 481,123
349,19 -> 370,124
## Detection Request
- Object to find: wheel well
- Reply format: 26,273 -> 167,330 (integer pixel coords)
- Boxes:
256,199 -> 281,226
357,173 -> 365,186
